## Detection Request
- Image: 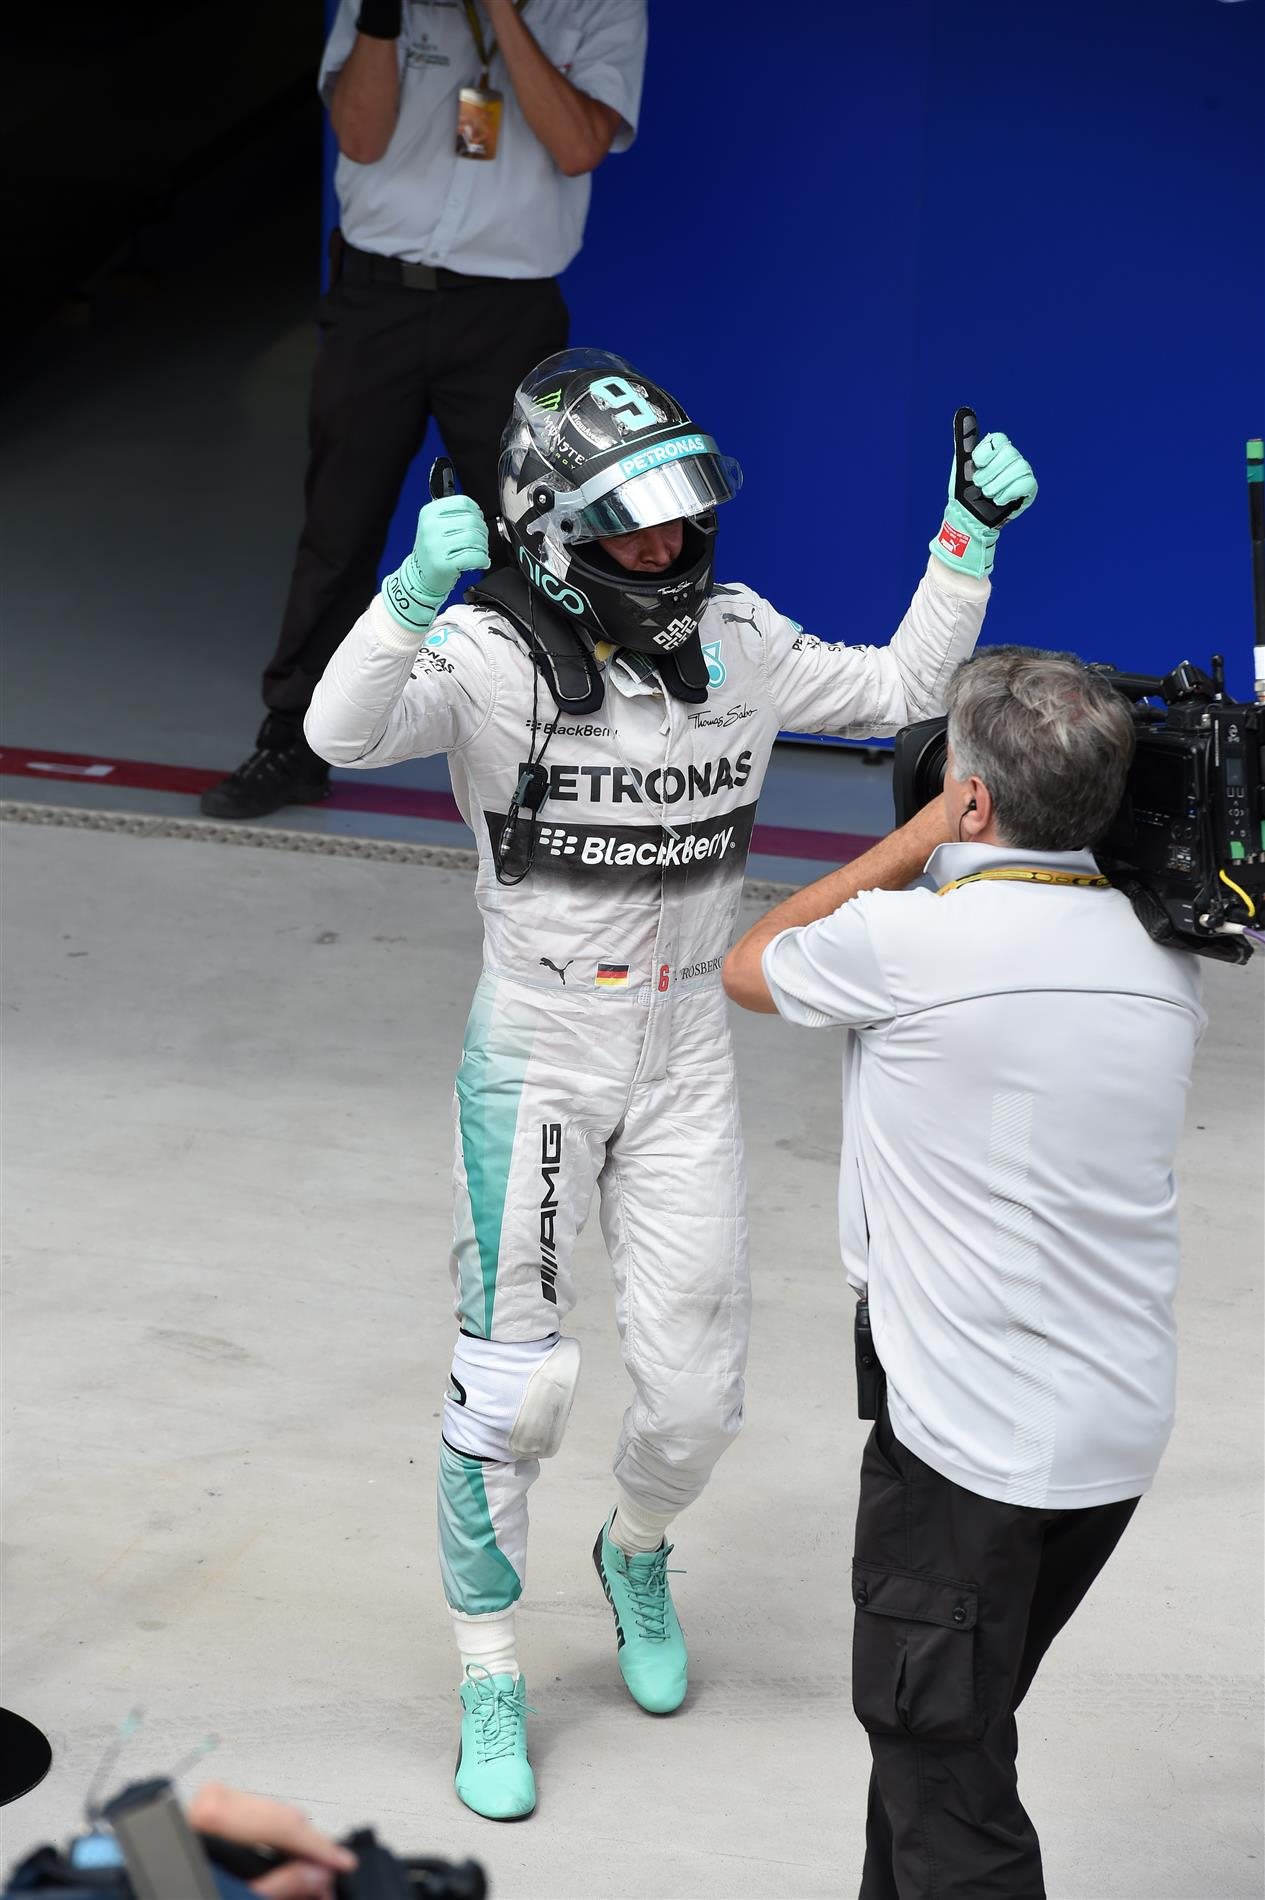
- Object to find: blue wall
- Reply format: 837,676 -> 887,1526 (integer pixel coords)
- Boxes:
360,0 -> 1264,694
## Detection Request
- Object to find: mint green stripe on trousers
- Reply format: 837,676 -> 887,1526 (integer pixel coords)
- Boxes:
437,1441 -> 534,1615
453,978 -> 535,1339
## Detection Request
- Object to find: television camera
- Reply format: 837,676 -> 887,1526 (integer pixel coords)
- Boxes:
2,1775 -> 485,1900
892,438 -> 1265,964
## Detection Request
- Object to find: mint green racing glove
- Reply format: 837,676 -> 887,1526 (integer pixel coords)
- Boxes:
383,482 -> 490,635
930,408 -> 1037,580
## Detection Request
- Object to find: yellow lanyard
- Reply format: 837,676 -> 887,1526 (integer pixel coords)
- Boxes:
461,0 -> 528,86
936,867 -> 1111,896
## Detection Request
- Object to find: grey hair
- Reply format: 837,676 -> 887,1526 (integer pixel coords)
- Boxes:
944,646 -> 1136,850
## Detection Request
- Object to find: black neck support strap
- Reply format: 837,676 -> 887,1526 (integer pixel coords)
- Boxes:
465,567 -> 711,712
657,634 -> 710,704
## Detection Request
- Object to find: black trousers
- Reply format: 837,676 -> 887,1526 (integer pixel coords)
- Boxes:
853,1392 -> 1138,1900
260,247 -> 568,737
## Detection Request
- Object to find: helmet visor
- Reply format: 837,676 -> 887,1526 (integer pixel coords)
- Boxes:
554,440 -> 743,543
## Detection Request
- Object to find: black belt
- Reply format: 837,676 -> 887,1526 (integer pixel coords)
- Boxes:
338,240 -> 525,292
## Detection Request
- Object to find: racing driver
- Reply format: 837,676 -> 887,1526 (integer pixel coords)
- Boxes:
304,347 -> 1038,1819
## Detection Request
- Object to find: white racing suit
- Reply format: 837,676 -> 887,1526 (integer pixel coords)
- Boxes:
305,558 -> 989,1617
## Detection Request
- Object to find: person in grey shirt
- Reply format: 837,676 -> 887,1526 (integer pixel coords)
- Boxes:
724,647 -> 1205,1898
203,0 -> 647,821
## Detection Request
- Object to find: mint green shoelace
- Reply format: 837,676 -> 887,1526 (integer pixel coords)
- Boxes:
468,1676 -> 534,1763
623,1545 -> 683,1642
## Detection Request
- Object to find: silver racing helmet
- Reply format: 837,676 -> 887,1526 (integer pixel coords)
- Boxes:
496,347 -> 743,656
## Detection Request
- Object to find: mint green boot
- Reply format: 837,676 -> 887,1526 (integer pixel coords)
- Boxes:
455,1666 -> 536,1820
592,1516 -> 688,1714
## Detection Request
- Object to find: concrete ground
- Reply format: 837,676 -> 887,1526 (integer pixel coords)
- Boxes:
2,818 -> 1262,1899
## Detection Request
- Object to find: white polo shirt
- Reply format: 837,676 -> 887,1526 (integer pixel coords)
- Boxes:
761,842 -> 1206,1510
320,0 -> 647,275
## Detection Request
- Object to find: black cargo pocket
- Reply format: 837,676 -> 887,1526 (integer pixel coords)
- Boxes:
851,1561 -> 982,1742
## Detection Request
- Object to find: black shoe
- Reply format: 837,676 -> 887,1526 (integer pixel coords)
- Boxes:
200,741 -> 330,820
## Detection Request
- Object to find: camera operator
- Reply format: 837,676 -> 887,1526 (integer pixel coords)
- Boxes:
723,646 -> 1207,1898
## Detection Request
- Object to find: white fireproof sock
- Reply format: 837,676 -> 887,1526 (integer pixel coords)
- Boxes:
609,1486 -> 676,1557
450,1606 -> 519,1685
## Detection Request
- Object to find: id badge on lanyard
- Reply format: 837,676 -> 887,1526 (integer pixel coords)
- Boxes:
456,0 -> 528,160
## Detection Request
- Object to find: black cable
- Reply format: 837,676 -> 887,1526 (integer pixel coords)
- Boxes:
494,591 -> 555,886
